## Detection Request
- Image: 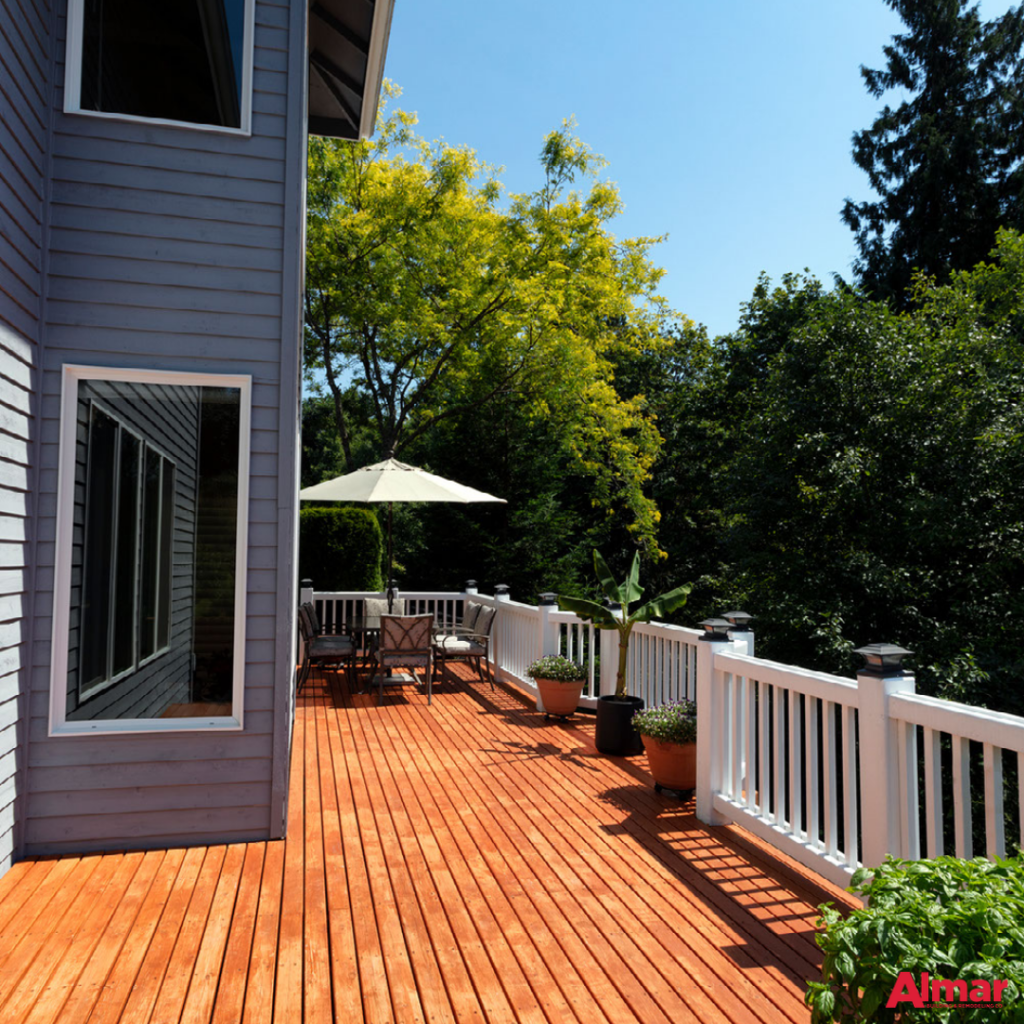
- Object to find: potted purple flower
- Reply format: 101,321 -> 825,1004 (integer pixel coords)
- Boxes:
526,655 -> 587,719
632,700 -> 697,793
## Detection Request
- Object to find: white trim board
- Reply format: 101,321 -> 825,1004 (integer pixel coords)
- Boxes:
49,364 -> 252,736
63,0 -> 257,137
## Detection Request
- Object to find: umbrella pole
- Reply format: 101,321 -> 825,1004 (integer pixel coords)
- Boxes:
386,501 -> 394,613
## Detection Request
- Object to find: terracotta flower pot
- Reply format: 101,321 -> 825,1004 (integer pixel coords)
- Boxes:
641,735 -> 697,793
535,677 -> 585,718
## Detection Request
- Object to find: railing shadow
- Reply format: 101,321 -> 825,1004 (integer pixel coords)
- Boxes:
593,780 -> 847,989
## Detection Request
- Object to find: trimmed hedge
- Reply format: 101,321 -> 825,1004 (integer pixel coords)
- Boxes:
298,506 -> 383,592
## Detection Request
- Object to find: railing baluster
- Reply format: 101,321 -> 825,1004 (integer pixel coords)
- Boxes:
745,677 -> 757,812
721,672 -> 733,799
1019,750 -> 1024,855
790,693 -> 804,840
842,704 -> 859,867
759,682 -> 770,819
806,697 -> 820,848
774,687 -> 786,827
922,727 -> 943,858
897,721 -> 920,859
824,700 -> 838,857
952,735 -> 973,858
731,674 -> 743,802
983,743 -> 1005,859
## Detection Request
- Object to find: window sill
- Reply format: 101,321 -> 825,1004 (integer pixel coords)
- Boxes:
63,104 -> 253,138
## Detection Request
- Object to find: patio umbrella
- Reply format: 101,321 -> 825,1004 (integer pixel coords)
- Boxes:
299,457 -> 506,610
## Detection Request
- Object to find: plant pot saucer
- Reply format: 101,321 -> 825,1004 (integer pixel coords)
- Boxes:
653,782 -> 694,798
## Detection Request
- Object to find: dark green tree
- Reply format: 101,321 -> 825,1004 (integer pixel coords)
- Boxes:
684,233 -> 1024,711
842,0 -> 1024,306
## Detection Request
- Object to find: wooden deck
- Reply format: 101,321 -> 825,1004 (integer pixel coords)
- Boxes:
0,666 -> 856,1023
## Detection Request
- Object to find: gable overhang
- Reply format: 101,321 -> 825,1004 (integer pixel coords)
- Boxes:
308,0 -> 394,140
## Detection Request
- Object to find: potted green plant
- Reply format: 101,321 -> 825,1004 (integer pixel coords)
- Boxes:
632,700 -> 697,793
526,655 -> 587,719
558,550 -> 691,755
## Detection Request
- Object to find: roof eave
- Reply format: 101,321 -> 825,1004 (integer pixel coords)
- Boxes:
357,0 -> 394,139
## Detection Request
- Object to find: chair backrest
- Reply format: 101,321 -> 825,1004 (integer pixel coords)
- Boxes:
365,597 -> 405,620
379,614 -> 433,654
302,601 -> 322,635
462,601 -> 482,630
474,605 -> 497,637
298,605 -> 316,643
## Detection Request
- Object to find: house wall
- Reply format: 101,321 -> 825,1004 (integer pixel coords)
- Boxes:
0,0 -> 50,873
22,0 -> 305,854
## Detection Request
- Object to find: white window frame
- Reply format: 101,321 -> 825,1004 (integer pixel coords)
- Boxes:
63,0 -> 257,136
50,365 -> 252,736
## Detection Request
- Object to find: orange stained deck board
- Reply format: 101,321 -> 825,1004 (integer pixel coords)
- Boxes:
0,665 -> 857,1023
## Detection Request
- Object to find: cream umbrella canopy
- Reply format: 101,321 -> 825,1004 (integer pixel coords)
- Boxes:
299,457 -> 507,610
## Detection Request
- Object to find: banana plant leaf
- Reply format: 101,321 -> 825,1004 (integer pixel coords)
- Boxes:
556,593 -> 619,629
633,584 -> 692,623
595,550 -> 642,608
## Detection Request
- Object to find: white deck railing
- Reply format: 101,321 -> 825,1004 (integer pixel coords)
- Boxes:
302,582 -> 1024,894
887,694 -> 1024,861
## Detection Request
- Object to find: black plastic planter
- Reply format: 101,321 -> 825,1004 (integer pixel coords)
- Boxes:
595,695 -> 645,755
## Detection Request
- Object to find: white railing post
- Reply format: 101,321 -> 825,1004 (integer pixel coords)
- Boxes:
855,644 -> 916,868
696,620 -> 737,826
535,593 -> 561,713
464,579 -> 478,596
724,611 -> 755,657
300,579 -> 314,605
493,585 -> 511,679
538,593 -> 560,657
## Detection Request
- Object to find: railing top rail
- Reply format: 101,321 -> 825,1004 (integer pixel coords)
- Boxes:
311,590 -> 475,601
496,598 -> 541,613
546,610 -> 701,639
715,650 -> 859,702
547,609 -> 588,625
630,620 -> 703,641
890,692 -> 1024,750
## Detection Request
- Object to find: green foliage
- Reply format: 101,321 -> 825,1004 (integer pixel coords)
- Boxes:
298,506 -> 383,592
558,550 -> 691,698
807,856 -> 1024,1023
843,0 -> 1024,305
651,232 -> 1024,713
631,701 -> 697,744
526,655 -> 586,683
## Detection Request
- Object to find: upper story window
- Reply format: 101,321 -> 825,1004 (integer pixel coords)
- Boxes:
65,0 -> 255,133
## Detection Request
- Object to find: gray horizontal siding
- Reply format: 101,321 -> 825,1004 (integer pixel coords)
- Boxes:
0,0 -> 48,877
22,0 -> 303,857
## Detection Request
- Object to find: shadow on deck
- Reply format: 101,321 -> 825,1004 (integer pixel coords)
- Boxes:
0,664 -> 856,1023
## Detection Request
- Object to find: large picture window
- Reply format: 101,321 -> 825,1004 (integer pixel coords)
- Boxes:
64,0 -> 255,133
51,367 -> 251,734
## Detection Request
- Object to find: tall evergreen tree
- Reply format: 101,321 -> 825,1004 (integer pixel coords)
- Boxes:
842,0 -> 1024,305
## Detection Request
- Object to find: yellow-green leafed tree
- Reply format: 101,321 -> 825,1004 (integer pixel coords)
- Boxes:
304,84 -> 678,556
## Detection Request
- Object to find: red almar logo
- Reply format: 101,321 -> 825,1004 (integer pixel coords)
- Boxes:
886,972 -> 1011,1009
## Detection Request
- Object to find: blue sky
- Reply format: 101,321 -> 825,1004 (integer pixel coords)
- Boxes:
383,0 -> 1012,339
